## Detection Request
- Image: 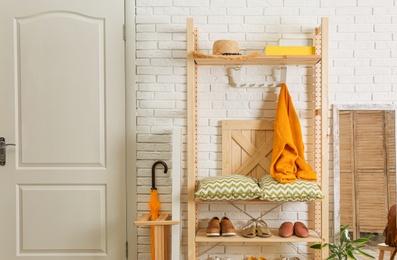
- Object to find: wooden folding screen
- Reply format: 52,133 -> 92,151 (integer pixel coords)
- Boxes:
339,110 -> 396,237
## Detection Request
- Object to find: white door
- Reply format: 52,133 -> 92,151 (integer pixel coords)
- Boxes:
0,0 -> 126,259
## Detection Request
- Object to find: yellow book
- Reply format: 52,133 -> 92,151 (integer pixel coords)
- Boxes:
265,46 -> 315,55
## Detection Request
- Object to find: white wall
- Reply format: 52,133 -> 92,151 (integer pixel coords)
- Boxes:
135,1 -> 397,259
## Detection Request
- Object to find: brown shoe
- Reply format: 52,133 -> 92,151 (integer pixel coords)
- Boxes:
294,222 -> 309,238
279,221 -> 293,238
220,216 -> 236,236
206,217 -> 220,237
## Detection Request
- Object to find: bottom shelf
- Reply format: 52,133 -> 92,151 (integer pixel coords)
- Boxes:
196,229 -> 321,243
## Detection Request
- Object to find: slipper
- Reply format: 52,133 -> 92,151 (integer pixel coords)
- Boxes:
294,222 -> 309,238
279,221 -> 294,238
242,219 -> 257,238
256,219 -> 272,238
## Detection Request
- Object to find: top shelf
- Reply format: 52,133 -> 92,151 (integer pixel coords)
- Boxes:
194,55 -> 321,66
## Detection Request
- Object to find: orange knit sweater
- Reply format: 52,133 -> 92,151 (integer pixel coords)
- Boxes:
270,83 -> 317,183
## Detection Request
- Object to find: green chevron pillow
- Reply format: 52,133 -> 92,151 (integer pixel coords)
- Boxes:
195,175 -> 260,201
258,175 -> 324,202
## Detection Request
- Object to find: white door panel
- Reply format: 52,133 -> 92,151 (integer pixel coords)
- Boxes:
16,12 -> 105,167
18,185 -> 106,254
0,1 -> 126,259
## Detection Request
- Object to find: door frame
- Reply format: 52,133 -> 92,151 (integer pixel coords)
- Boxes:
125,0 -> 137,259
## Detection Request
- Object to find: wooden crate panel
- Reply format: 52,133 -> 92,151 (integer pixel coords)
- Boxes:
222,120 -> 274,179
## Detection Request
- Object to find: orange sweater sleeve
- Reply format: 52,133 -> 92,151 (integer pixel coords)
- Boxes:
270,83 -> 317,183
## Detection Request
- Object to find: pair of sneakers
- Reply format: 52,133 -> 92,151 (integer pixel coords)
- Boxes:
206,216 -> 236,237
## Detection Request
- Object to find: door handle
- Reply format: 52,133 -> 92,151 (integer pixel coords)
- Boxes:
0,137 -> 16,166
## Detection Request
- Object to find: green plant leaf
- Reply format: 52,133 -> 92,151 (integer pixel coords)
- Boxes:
310,244 -> 320,249
328,243 -> 338,252
310,244 -> 322,250
310,243 -> 324,250
356,248 -> 375,259
352,236 -> 373,244
321,224 -> 374,259
346,250 -> 358,260
340,224 -> 350,231
340,229 -> 351,244
346,244 -> 355,251
354,245 -> 366,250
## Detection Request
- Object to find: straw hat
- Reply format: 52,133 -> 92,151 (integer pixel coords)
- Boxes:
192,39 -> 262,60
212,40 -> 241,55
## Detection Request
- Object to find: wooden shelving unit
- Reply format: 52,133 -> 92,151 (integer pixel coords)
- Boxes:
186,17 -> 329,259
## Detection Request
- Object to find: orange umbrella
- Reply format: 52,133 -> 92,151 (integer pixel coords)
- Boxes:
149,160 -> 168,260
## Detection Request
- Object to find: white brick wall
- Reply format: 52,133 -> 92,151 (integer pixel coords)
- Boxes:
135,1 -> 397,259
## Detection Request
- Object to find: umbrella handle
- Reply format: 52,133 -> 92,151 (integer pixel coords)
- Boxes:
151,160 -> 168,190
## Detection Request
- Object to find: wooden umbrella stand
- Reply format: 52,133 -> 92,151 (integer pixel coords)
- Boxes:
134,212 -> 179,260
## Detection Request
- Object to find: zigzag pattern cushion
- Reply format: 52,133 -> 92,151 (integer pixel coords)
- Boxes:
195,175 -> 260,200
258,175 -> 324,202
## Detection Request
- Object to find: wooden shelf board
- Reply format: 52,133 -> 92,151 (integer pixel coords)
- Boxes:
134,212 -> 179,226
196,229 -> 321,243
194,55 -> 321,66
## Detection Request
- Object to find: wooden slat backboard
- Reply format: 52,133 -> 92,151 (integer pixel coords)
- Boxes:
222,120 -> 274,179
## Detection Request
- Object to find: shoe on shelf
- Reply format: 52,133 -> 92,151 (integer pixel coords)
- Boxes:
279,221 -> 294,238
206,217 -> 220,237
256,219 -> 272,238
294,221 -> 309,238
242,219 -> 257,238
220,216 -> 236,236
247,256 -> 257,260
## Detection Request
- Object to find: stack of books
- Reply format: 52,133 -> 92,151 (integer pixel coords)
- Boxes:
265,38 -> 315,56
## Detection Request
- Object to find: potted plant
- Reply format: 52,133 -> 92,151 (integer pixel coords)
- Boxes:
310,224 -> 375,260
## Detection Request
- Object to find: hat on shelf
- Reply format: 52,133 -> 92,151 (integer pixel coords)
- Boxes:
193,39 -> 261,60
212,40 -> 241,55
